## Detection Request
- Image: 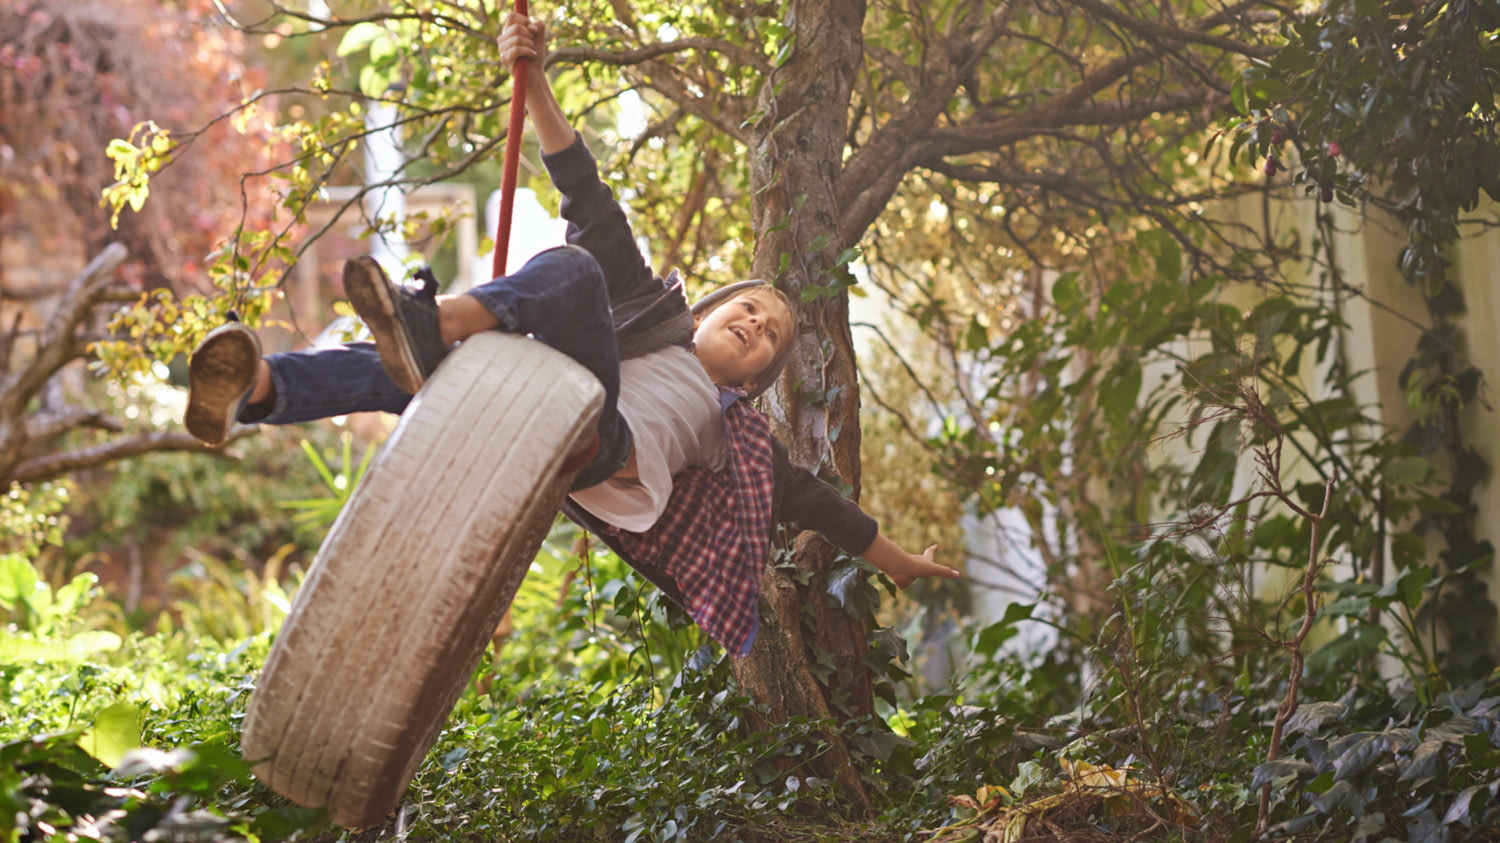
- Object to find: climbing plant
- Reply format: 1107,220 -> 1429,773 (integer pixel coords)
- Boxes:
1232,0 -> 1500,679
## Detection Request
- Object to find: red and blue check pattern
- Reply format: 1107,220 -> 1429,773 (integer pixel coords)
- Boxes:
612,387 -> 775,657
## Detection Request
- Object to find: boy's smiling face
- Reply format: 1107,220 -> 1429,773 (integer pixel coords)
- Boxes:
692,288 -> 793,390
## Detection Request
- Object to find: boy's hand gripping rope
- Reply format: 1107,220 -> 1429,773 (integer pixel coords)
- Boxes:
492,0 -> 531,278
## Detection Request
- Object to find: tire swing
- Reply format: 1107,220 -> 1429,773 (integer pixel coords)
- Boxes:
239,4 -> 583,827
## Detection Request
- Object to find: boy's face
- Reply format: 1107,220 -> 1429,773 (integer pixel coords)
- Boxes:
692,289 -> 792,390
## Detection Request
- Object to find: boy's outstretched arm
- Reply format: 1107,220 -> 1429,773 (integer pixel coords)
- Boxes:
497,12 -> 574,154
861,532 -> 961,590
774,444 -> 961,590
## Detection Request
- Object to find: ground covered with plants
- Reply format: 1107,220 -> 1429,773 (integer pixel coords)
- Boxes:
7,0 -> 1500,841
9,476 -> 1500,842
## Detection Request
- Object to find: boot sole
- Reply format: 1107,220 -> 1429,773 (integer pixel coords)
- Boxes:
186,325 -> 259,446
343,257 -> 426,395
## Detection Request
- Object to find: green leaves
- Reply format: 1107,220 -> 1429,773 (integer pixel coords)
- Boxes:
1264,683 -> 1500,839
973,603 -> 1035,658
1234,0 -> 1500,279
77,703 -> 140,768
336,21 -> 391,58
279,433 -> 376,537
1,557 -> 122,665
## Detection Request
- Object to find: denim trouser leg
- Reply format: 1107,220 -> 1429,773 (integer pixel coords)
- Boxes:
464,245 -> 629,490
246,245 -> 630,491
246,342 -> 412,424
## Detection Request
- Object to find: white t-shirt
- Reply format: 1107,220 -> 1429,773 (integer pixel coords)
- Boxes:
568,345 -> 725,531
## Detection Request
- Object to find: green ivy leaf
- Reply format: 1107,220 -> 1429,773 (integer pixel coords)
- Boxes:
1285,701 -> 1347,736
0,553 -> 39,611
1383,456 -> 1430,486
336,21 -> 388,57
1396,739 -> 1447,784
1231,77 -> 1249,115
1378,564 -> 1433,610
1100,364 -> 1141,431
1052,273 -> 1081,314
1250,759 -> 1315,789
974,603 -> 1035,657
1441,783 -> 1487,826
964,316 -> 988,352
1314,774 -> 1362,810
77,703 -> 140,768
1327,732 -> 1389,782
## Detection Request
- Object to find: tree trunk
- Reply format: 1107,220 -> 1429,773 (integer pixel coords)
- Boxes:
732,0 -> 874,814
0,244 -> 127,484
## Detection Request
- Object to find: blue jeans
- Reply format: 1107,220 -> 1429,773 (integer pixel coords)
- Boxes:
245,246 -> 631,490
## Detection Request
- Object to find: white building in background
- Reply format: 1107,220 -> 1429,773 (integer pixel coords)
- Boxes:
362,101 -> 409,277
942,192 -> 1500,675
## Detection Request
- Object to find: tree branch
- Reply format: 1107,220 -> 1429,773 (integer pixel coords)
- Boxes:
1062,0 -> 1279,59
2,244 -> 129,414
11,427 -> 259,485
25,406 -> 125,447
921,87 -> 1227,156
551,38 -> 772,79
838,2 -> 1023,245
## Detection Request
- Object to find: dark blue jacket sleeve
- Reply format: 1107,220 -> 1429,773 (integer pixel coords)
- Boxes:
540,133 -> 662,317
769,439 -> 879,557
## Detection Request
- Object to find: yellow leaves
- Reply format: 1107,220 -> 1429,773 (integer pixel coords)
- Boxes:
230,99 -> 265,136
101,121 -> 174,227
924,760 -> 1195,843
1059,759 -> 1197,826
946,783 -> 1011,816
88,281 -> 277,384
1062,757 -> 1130,789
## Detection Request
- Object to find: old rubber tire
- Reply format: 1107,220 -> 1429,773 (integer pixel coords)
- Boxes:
240,331 -> 603,828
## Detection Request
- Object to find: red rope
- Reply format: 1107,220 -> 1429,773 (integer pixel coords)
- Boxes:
492,0 -> 531,278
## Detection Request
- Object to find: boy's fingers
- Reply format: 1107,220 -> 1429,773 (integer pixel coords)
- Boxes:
919,545 -> 961,579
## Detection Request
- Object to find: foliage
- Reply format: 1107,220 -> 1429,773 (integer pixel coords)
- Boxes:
395,664 -> 863,842
58,419 -> 354,626
69,427 -> 305,563
490,528 -> 705,695
278,433 -> 376,539
0,555 -> 121,665
1254,681 -> 1500,841
1234,0 -> 1500,279
0,483 -> 70,559
163,546 -> 300,643
863,191 -> 1498,831
13,0 -> 1500,838
0,0 -> 281,288
0,541 -> 956,842
0,632 -> 303,843
0,0 -> 293,505
1231,0 -> 1500,680
0,552 -> 292,842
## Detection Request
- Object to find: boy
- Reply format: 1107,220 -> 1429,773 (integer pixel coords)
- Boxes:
184,12 -> 957,655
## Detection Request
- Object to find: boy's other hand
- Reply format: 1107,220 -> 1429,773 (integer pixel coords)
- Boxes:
862,532 -> 962,590
890,544 -> 962,590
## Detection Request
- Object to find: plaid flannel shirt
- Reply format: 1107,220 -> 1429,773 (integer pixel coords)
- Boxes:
610,387 -> 775,656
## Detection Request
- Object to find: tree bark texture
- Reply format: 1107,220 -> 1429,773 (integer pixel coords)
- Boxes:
732,0 -> 875,813
0,244 -> 238,487
0,244 -> 128,483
